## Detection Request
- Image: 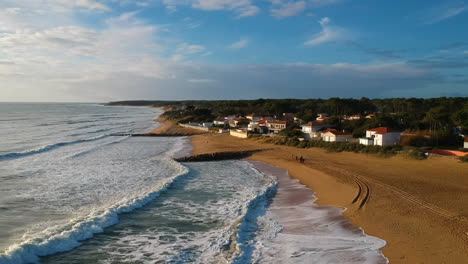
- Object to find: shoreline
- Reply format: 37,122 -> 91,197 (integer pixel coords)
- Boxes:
190,132 -> 468,263
150,117 -> 207,136
246,160 -> 388,263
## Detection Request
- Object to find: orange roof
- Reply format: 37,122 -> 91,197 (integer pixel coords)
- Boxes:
368,127 -> 400,134
271,120 -> 286,124
323,129 -> 352,135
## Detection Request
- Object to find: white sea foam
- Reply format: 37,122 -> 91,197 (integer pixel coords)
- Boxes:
0,159 -> 189,264
0,134 -> 110,161
80,160 -> 275,264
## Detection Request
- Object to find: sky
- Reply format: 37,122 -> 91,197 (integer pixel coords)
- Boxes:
0,0 -> 467,102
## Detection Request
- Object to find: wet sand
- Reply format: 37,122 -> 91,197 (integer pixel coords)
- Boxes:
248,160 -> 387,263
191,133 -> 468,264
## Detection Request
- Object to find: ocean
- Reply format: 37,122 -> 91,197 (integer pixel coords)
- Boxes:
0,103 -> 387,264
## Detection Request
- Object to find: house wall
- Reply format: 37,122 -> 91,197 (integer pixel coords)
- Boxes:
336,135 -> 353,142
230,130 -> 248,138
302,126 -> 312,133
464,142 -> 468,149
366,131 -> 376,138
179,124 -> 209,131
322,133 -> 336,142
323,133 -> 352,142
359,138 -> 373,145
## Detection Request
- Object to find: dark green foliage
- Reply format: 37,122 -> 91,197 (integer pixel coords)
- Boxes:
405,149 -> 427,160
278,128 -> 303,137
458,155 -> 468,162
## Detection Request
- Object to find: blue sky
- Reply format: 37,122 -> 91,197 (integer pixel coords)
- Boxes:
0,0 -> 467,102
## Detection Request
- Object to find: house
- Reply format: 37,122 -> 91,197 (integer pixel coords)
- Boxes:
464,137 -> 468,149
316,113 -> 330,121
246,114 -> 261,122
255,117 -> 275,126
301,121 -> 333,140
213,117 -> 227,126
321,129 -> 353,142
248,123 -> 269,134
365,114 -> 375,119
201,122 -> 213,128
267,120 -> 287,133
346,114 -> 362,120
229,117 -> 249,128
359,127 -> 401,146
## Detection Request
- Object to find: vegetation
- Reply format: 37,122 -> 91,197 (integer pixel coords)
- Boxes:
110,97 -> 468,148
249,134 -> 404,156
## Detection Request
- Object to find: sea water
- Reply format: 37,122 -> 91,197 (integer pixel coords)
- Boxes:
0,103 -> 386,264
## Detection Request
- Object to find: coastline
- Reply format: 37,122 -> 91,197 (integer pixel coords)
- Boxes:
246,160 -> 388,263
190,132 -> 468,263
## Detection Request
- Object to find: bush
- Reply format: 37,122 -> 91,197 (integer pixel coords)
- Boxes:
404,149 -> 427,160
459,155 -> 468,162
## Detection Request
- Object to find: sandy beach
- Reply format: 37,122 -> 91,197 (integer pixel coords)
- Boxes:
190,133 -> 468,263
151,118 -> 208,135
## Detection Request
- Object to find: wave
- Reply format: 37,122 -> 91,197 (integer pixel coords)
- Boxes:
0,160 -> 190,264
69,128 -> 113,137
222,164 -> 279,264
0,135 -> 110,161
65,136 -> 130,159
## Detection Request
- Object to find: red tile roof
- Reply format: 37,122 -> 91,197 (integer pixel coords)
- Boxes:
271,120 -> 286,124
323,129 -> 352,135
368,127 -> 400,134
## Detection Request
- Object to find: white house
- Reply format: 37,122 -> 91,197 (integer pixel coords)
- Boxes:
246,114 -> 261,122
248,123 -> 269,133
345,114 -> 362,121
213,117 -> 228,126
301,121 -> 333,140
267,120 -> 287,133
359,127 -> 401,146
321,129 -> 353,142
229,117 -> 249,128
464,137 -> 468,149
201,122 -> 213,128
316,113 -> 329,121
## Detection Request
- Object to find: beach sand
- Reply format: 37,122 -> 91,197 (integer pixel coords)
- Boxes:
191,133 -> 468,263
151,118 -> 207,135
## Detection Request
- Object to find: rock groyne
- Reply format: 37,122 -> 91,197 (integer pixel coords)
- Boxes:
174,150 -> 261,162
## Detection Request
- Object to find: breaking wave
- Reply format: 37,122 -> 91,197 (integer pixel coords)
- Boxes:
0,161 -> 190,264
0,135 -> 110,161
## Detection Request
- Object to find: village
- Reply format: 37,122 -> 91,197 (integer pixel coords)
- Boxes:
179,112 -> 468,152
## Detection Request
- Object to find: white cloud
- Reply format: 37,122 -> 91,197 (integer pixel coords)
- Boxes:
304,17 -> 349,46
48,0 -> 110,11
162,0 -> 259,17
421,4 -> 466,24
176,42 -> 206,54
229,38 -> 249,49
310,0 -> 344,7
464,51 -> 468,54
271,1 -> 306,18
